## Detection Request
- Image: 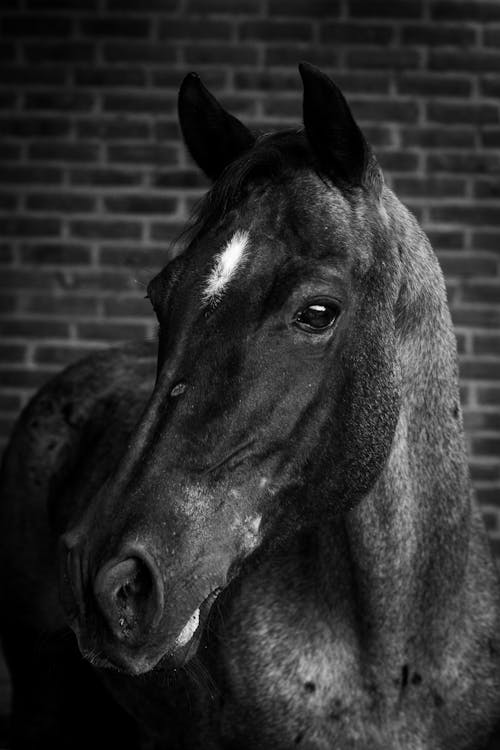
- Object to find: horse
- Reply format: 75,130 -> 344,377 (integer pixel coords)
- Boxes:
0,63 -> 499,750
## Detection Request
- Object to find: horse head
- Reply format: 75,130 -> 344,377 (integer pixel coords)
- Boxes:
57,65 -> 481,696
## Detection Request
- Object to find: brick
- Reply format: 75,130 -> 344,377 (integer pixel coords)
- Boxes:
268,0 -> 339,14
103,94 -> 175,115
440,255 -> 498,276
476,489 -> 500,507
473,334 -> 500,354
34,344 -> 104,366
351,98 -> 419,123
478,387 -> 500,406
0,293 -> 15,314
69,220 -> 142,240
481,76 -> 500,99
185,43 -> 258,66
0,319 -> 69,338
0,193 -> 18,210
471,232 -> 500,252
0,245 -> 14,263
107,144 -> 178,165
427,102 -> 499,125
0,138 -> 20,159
239,20 -> 312,42
261,96 -> 300,118
150,222 -> 187,242
0,369 -> 55,390
0,43 -> 15,62
321,22 -> 393,44
481,513 -> 498,535
29,142 -> 99,163
24,295 -> 99,316
69,168 -> 142,187
0,166 -> 63,184
334,73 -> 390,95
377,151 -> 419,172
470,461 -> 500,481
349,0 -> 422,17
472,437 -> 500,456
393,176 -> 467,198
76,321 -> 149,341
0,343 -> 27,363
0,393 -> 22,411
460,359 -> 500,380
74,67 -> 146,88
19,244 -> 91,265
428,152 -> 500,174
0,66 -> 66,86
0,217 -> 60,237
27,0 -> 98,7
104,195 -> 178,215
346,48 -> 420,69
104,42 -> 176,64
76,118 -> 150,140
103,297 -> 155,318
431,2 -> 500,21
430,205 -> 500,226
0,116 -> 70,138
0,94 -> 18,112
429,50 -> 500,73
159,19 -> 233,40
153,169 -> 208,189
265,45 -> 338,67
397,74 -> 472,98
452,307 -> 500,327
474,179 -> 500,199
426,230 -> 464,250
1,15 -> 72,36
99,245 -> 167,268
25,42 -> 94,63
26,193 -> 96,213
482,130 -> 500,149
465,411 -> 500,432
109,0 -> 178,8
401,23 -> 476,45
24,91 -> 94,111
79,18 -> 150,38
154,120 -> 181,140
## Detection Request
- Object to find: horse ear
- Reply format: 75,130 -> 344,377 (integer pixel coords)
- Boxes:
299,62 -> 369,187
178,73 -> 255,181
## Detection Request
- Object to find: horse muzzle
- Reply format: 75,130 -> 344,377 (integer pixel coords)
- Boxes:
59,533 -> 171,673
58,531 -> 229,675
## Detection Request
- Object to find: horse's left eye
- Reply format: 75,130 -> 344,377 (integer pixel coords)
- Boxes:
294,302 -> 339,332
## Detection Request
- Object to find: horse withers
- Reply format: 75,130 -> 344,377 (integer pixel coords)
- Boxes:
0,63 -> 499,749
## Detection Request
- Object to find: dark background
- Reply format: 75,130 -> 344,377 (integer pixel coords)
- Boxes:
1,0 -> 500,728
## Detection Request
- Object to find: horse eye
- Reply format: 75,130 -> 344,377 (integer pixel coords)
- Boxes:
294,302 -> 339,332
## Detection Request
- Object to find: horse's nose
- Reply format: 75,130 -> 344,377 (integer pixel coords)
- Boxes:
93,548 -> 164,645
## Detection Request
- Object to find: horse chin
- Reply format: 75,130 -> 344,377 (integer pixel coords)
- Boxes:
79,586 -> 224,676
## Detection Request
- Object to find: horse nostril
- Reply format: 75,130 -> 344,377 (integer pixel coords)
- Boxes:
94,552 -> 164,644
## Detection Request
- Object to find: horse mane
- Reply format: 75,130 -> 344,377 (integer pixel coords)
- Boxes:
184,129 -> 321,241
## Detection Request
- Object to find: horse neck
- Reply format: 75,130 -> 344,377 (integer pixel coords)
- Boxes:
341,192 -> 474,672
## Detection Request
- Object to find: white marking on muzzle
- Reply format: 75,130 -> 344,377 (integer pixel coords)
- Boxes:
202,230 -> 250,305
175,607 -> 200,648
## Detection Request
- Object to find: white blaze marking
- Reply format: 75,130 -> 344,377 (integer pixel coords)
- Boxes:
202,230 -> 250,305
175,607 -> 200,648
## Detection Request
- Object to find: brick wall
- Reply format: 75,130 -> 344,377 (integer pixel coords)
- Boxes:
1,2 -> 500,564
